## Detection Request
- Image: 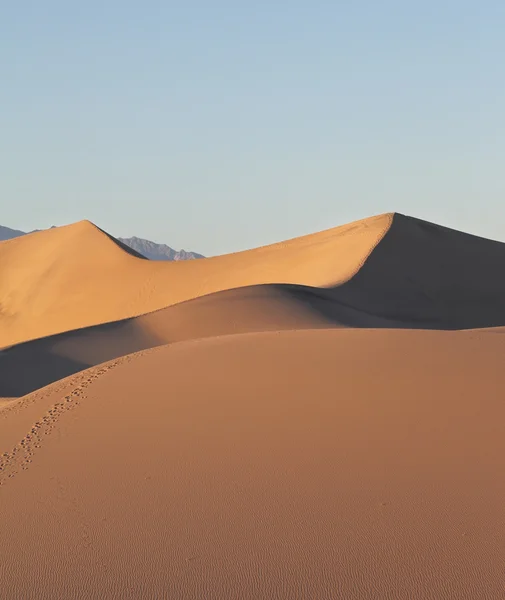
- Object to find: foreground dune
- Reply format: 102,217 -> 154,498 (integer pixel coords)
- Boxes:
0,214 -> 392,347
1,328 -> 505,599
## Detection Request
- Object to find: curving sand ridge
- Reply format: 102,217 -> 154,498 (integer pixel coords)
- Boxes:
0,214 -> 393,347
3,212 -> 505,355
0,284 -> 340,396
1,328 -> 505,599
4,212 -> 505,398
333,214 -> 505,329
0,281 -> 407,397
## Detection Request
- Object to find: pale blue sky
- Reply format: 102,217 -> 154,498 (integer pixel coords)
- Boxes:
2,1 -> 504,255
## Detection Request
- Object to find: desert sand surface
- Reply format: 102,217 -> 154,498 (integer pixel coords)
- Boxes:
0,281 -> 409,397
3,212 -> 505,353
3,211 -> 505,396
333,214 -> 505,329
1,329 -> 505,599
0,213 -> 392,348
2,213 -> 505,599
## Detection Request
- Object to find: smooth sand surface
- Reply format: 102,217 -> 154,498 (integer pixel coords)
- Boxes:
1,283 -> 342,396
333,214 -> 505,329
0,280 -> 405,397
0,214 -> 392,347
4,212 -> 505,397
3,213 -> 505,598
3,212 -> 505,355
1,328 -> 505,599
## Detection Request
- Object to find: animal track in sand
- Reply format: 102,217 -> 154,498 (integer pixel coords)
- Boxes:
0,353 -> 140,487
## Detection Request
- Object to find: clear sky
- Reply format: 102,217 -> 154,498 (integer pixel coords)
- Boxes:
2,1 -> 504,256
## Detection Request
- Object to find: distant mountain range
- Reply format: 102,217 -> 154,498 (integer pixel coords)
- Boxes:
0,225 -> 25,241
117,236 -> 204,261
0,225 -> 204,261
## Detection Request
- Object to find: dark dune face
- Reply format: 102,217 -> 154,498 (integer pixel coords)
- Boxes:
330,214 -> 505,329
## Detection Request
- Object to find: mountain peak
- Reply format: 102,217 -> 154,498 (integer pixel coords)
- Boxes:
117,236 -> 204,261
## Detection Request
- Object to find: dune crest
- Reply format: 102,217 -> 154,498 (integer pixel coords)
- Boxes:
332,214 -> 505,329
4,212 -> 505,397
0,213 -> 393,347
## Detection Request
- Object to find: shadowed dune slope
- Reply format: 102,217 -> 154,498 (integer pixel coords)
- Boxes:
0,282 -> 406,397
0,214 -> 392,347
331,213 -> 505,329
1,328 -> 505,599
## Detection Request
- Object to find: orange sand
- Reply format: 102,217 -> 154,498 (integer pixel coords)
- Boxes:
0,214 -> 392,347
1,213 -> 505,599
1,329 -> 505,598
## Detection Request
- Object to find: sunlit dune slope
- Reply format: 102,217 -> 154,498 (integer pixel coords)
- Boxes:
0,281 -> 407,397
1,328 -> 505,599
3,211 -> 505,352
0,214 -> 392,347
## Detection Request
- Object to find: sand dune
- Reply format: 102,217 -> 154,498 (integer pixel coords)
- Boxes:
333,214 -> 505,329
1,328 -> 505,599
0,281 -> 406,397
0,214 -> 392,347
3,213 -> 505,598
3,212 -> 505,397
3,212 -> 505,354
